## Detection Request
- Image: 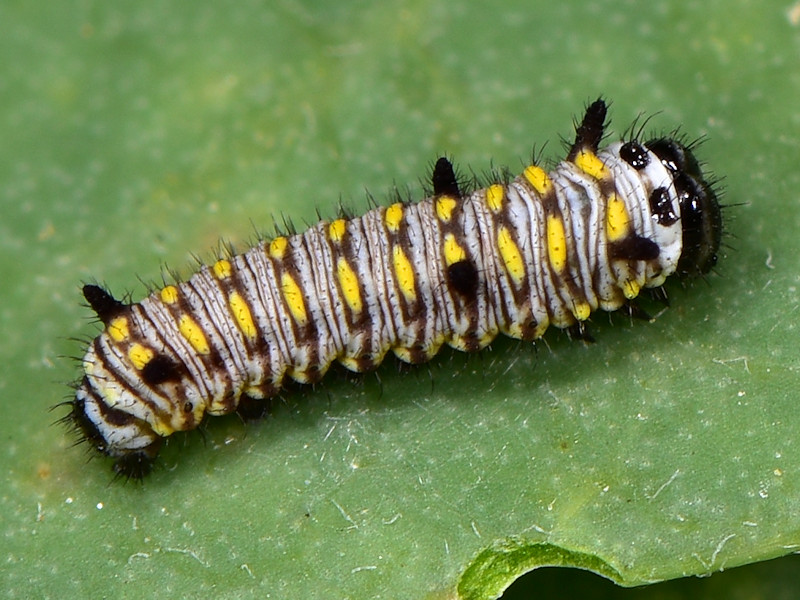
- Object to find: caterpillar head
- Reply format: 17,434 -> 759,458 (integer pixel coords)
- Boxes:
70,382 -> 162,480
645,138 -> 722,278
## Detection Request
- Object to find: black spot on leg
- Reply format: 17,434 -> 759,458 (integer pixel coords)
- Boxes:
447,259 -> 479,299
432,157 -> 461,197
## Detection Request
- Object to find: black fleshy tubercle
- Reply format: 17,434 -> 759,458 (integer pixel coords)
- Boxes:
431,157 -> 461,197
83,284 -> 127,325
567,99 -> 607,161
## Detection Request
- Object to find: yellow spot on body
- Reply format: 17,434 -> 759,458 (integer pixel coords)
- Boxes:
269,237 -> 288,259
179,314 -> 210,355
160,285 -> 179,305
213,259 -> 232,279
340,351 -> 382,373
505,322 -> 524,339
486,184 -> 505,213
475,332 -> 496,351
128,343 -> 154,370
108,316 -> 129,342
497,227 -> 525,286
151,420 -> 175,436
336,257 -> 363,313
243,384 -> 266,399
532,321 -> 549,339
393,337 -> 443,364
392,346 -> 413,363
623,280 -> 641,300
448,336 -> 469,352
385,203 -> 404,232
547,215 -> 568,273
575,150 -> 608,179
288,367 -> 314,384
426,337 -> 444,359
338,356 -> 361,372
280,273 -> 308,325
524,165 -> 552,195
443,233 -> 466,266
95,383 -> 119,405
573,302 -> 591,321
328,219 -> 347,243
435,195 -> 457,222
228,291 -> 257,340
392,245 -> 417,302
606,194 -> 630,242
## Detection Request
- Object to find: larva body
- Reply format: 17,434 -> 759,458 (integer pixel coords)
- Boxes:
68,100 -> 721,478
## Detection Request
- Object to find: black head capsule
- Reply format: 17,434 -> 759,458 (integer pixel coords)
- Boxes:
68,397 -> 160,481
646,138 -> 722,277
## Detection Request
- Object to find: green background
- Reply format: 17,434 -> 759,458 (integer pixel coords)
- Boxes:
2,1 -> 800,598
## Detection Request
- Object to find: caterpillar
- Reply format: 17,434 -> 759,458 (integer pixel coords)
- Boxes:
65,99 -> 722,479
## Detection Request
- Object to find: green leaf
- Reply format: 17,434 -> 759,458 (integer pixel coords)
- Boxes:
3,0 -> 800,598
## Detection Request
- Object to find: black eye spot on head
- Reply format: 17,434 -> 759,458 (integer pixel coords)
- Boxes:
446,259 -> 479,299
619,141 -> 650,170
141,355 -> 182,386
